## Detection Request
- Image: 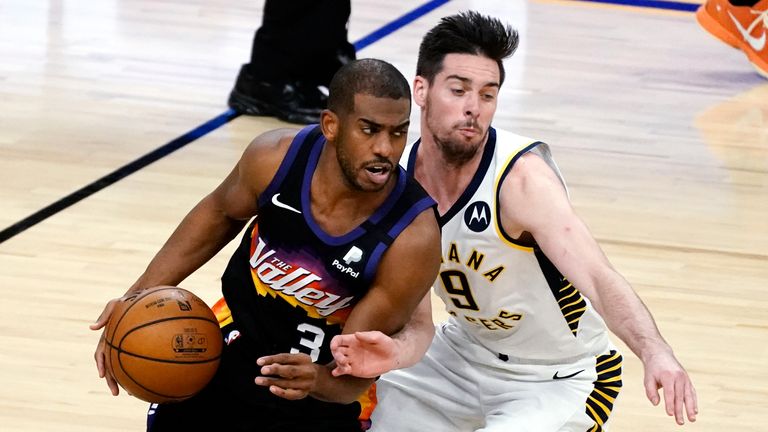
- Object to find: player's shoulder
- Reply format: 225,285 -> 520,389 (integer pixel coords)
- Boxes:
242,127 -> 302,168
510,151 -> 552,176
490,127 -> 549,175
393,204 -> 440,253
235,128 -> 304,195
494,129 -> 563,198
499,151 -> 567,218
377,205 -> 440,284
245,128 -> 301,158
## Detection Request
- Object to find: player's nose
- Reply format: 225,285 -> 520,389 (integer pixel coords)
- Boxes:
371,133 -> 394,158
463,93 -> 480,117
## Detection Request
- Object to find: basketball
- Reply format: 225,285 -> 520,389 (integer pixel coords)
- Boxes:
104,286 -> 223,403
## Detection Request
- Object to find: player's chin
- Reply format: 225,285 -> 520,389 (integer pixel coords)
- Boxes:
357,183 -> 388,193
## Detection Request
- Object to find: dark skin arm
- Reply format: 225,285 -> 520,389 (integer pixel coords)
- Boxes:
90,128 -> 297,395
255,208 -> 442,404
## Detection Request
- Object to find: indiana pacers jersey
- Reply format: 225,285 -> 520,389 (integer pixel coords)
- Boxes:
218,124 -> 435,365
403,127 -> 612,362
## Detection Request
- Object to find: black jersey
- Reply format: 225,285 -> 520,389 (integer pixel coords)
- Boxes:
220,124 -> 435,365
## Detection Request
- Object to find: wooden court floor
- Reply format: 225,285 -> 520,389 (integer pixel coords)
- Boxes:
1,0 -> 766,430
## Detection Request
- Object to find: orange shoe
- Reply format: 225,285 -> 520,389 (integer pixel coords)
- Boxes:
697,0 -> 768,79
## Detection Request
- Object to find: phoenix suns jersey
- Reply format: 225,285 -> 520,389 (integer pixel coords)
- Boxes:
217,124 -> 435,366
403,127 -> 612,362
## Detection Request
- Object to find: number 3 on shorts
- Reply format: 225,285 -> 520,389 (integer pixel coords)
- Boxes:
290,323 -> 325,362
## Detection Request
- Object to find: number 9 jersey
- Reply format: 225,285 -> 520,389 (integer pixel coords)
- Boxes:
403,127 -> 613,363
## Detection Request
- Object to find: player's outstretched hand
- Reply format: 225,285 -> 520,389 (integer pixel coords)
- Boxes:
330,331 -> 398,378
90,297 -> 123,396
643,348 -> 698,425
256,353 -> 319,400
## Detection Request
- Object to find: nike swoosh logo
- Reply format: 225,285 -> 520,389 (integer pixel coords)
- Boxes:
552,369 -> 585,380
271,193 -> 301,214
728,11 -> 766,51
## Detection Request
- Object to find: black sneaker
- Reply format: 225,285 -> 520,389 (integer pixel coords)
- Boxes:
227,65 -> 327,124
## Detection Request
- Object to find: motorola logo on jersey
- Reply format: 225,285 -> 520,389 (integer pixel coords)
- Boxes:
464,201 -> 491,232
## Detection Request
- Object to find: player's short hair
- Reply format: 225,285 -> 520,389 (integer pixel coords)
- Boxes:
417,11 -> 519,85
328,58 -> 411,116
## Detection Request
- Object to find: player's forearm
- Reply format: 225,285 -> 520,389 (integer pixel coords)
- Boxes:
383,291 -> 435,370
595,273 -> 672,362
310,364 -> 374,404
128,196 -> 246,293
390,312 -> 435,369
611,306 -> 672,364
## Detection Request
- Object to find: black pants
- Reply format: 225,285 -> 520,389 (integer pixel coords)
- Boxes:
147,324 -> 362,432
247,0 -> 354,87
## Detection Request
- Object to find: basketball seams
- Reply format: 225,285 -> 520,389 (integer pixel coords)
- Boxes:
113,349 -> 222,364
115,350 -> 199,401
106,286 -> 183,346
107,315 -> 220,402
103,286 -> 222,403
108,316 -> 222,364
118,315 -> 219,346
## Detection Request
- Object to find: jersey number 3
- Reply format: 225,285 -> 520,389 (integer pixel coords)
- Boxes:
290,323 -> 325,362
439,270 -> 480,311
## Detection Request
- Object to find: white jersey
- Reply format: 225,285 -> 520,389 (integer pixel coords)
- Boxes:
402,127 -> 612,363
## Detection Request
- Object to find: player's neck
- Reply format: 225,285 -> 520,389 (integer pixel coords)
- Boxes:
310,147 -> 395,236
415,135 -> 487,216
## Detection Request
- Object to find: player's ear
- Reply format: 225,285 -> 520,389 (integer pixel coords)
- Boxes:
320,109 -> 340,142
413,76 -> 428,108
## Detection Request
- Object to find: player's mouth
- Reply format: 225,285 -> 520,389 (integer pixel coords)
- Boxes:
363,163 -> 393,186
458,126 -> 480,138
455,118 -> 482,139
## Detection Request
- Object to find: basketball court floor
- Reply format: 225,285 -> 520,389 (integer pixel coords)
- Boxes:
0,0 -> 766,430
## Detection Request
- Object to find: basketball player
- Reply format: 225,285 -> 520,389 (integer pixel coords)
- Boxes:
90,58 -> 441,431
330,12 -> 698,430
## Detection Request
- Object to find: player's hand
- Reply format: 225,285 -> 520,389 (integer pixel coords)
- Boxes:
256,353 -> 320,400
330,331 -> 399,378
89,297 -> 123,396
642,348 -> 698,425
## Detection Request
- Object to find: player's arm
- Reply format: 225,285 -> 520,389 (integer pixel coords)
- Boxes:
91,128 -> 296,394
259,295 -> 435,400
323,207 -> 440,401
499,152 -> 697,425
118,128 -> 294,295
330,291 -> 434,378
258,208 -> 441,404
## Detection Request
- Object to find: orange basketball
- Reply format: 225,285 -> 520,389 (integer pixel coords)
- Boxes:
104,286 -> 223,403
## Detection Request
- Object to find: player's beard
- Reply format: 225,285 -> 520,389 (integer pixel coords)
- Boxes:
425,98 -> 487,166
